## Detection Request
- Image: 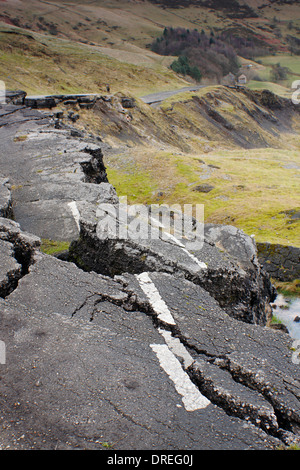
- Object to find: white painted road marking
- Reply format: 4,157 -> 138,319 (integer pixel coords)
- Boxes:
136,272 -> 210,411
136,272 -> 176,326
150,216 -> 207,271
158,328 -> 194,369
68,201 -> 80,230
181,246 -> 207,270
150,344 -> 210,411
0,340 -> 6,364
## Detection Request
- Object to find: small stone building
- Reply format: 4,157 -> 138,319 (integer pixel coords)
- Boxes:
237,74 -> 247,85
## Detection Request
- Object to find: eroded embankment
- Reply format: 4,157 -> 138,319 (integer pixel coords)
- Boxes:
13,86 -> 300,153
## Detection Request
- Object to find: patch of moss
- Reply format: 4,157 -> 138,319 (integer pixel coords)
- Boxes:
106,165 -> 159,205
13,135 -> 28,142
40,239 -> 70,256
270,315 -> 284,326
277,444 -> 300,450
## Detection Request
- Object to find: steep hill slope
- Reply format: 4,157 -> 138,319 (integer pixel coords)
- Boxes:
1,0 -> 299,93
1,0 -> 299,52
0,27 -> 188,96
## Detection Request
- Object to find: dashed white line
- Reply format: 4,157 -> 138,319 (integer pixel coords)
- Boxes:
158,328 -> 194,369
0,340 -> 6,365
150,344 -> 210,411
136,272 -> 176,326
136,272 -> 210,411
149,216 -> 207,271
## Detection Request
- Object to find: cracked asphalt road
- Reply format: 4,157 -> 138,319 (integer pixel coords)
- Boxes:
0,246 -> 288,450
141,86 -> 204,106
0,102 -> 299,450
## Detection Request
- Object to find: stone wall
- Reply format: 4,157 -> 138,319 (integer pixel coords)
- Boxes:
257,242 -> 300,282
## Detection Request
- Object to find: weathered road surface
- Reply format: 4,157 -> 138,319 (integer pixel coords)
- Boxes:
0,103 -> 115,241
0,101 -> 299,450
141,86 -> 204,106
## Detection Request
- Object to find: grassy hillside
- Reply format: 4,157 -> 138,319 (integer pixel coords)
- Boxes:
0,27 -> 188,96
0,0 -> 299,248
1,0 -> 299,93
1,0 -> 299,50
104,146 -> 299,247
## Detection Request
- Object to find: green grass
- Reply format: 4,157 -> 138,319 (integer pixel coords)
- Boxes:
270,315 -> 284,326
277,444 -> 300,450
106,165 -> 159,204
100,441 -> 113,449
253,54 -> 300,89
106,147 -> 300,247
247,80 -> 292,98
40,239 -> 70,255
257,55 -> 300,75
13,135 -> 28,142
272,279 -> 300,297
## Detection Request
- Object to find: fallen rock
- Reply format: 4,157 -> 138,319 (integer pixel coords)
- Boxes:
24,97 -> 57,109
269,323 -> 289,334
121,97 -> 136,108
5,90 -> 27,105
192,183 -> 215,193
257,242 -> 300,282
0,218 -> 40,298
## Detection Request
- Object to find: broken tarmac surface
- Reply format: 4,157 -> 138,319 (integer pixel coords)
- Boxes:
0,103 -> 116,242
0,101 -> 299,450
